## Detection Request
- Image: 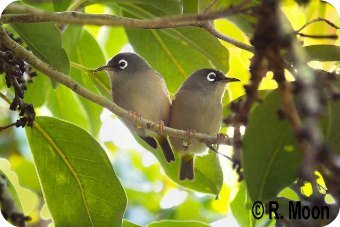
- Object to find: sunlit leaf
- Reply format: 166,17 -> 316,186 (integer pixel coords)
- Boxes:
26,116 -> 127,226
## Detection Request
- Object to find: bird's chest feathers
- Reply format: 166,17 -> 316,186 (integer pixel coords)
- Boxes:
172,90 -> 222,134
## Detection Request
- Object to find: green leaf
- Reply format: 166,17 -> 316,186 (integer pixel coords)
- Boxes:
47,85 -> 91,131
182,0 -> 199,13
26,116 -> 127,226
98,0 -> 182,15
63,26 -> 110,136
52,0 -> 72,11
134,136 -> 223,195
303,45 -> 340,62
11,23 -> 70,76
243,91 -> 301,202
120,4 -> 229,93
24,72 -> 52,107
123,220 -> 141,227
147,220 -> 209,227
230,182 -> 252,227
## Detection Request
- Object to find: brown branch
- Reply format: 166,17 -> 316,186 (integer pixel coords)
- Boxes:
296,33 -> 338,39
202,22 -> 254,52
1,2 -> 255,53
1,2 -> 250,28
0,24 -> 232,145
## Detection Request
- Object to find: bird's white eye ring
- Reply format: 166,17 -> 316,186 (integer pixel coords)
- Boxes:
207,72 -> 216,82
118,59 -> 128,69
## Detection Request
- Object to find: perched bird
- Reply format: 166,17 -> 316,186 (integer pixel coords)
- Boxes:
94,52 -> 175,163
169,69 -> 239,180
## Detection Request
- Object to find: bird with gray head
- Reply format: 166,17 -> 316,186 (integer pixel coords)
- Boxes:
94,52 -> 175,163
169,68 -> 240,180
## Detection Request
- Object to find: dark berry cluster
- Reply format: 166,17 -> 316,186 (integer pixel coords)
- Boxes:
0,32 -> 36,128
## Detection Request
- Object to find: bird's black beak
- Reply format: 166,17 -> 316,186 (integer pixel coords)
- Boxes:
220,77 -> 240,83
93,65 -> 110,73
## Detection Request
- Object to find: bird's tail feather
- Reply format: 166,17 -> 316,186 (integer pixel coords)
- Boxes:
179,156 -> 194,180
159,136 -> 175,163
139,136 -> 158,149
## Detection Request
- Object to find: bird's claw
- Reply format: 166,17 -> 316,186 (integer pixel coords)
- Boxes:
158,120 -> 164,134
217,133 -> 228,142
183,129 -> 196,150
128,111 -> 142,129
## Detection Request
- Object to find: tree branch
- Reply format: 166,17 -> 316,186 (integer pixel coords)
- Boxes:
1,2 -> 250,29
295,17 -> 340,33
1,2 -> 255,53
0,24 -> 232,145
202,22 -> 254,52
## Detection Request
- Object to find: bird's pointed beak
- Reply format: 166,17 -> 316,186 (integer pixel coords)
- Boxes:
220,77 -> 240,83
93,65 -> 110,73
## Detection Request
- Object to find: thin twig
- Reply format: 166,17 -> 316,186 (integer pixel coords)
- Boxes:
0,122 -> 16,132
0,92 -> 11,105
202,22 -> 254,52
0,24 -> 232,145
203,0 -> 219,13
295,17 -> 340,33
296,33 -> 338,39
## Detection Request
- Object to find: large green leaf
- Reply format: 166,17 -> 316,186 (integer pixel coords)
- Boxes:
11,23 -> 70,76
303,45 -> 340,62
147,220 -> 209,227
47,85 -> 91,131
243,91 -> 301,202
63,26 -> 110,136
120,4 -> 229,93
134,136 -> 223,195
26,116 -> 127,226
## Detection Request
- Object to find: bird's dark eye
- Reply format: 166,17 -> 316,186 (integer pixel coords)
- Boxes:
118,59 -> 128,69
207,72 -> 216,82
